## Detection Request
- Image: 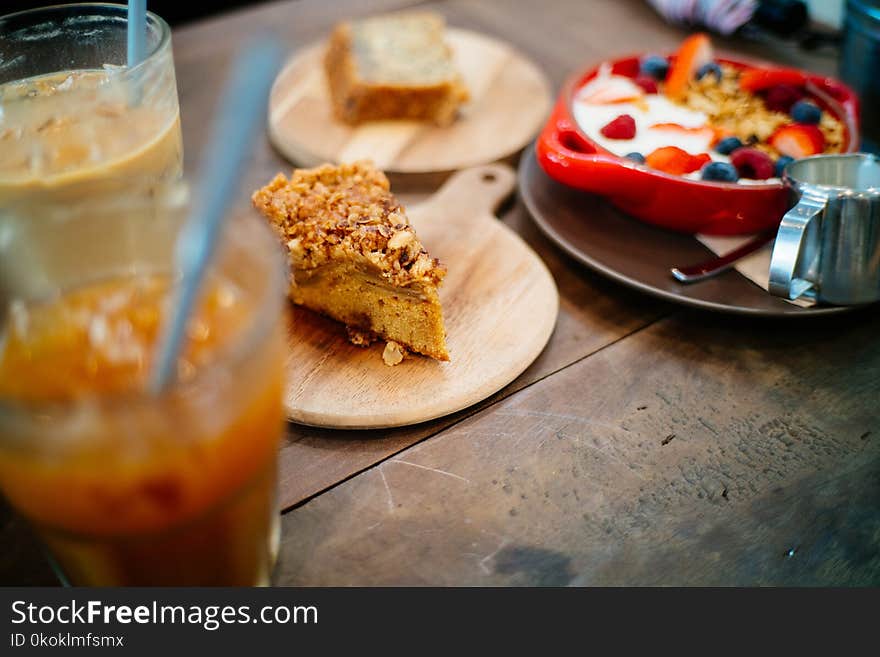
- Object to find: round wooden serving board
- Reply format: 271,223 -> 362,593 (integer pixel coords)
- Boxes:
268,28 -> 552,173
284,164 -> 559,429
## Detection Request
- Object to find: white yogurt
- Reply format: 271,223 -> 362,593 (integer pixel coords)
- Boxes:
572,67 -> 718,158
573,92 -> 718,158
571,70 -> 781,183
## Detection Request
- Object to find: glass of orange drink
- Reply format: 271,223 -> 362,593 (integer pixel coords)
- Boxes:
0,183 -> 288,586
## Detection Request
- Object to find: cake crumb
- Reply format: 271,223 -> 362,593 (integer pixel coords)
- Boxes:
346,326 -> 379,347
382,341 -> 406,366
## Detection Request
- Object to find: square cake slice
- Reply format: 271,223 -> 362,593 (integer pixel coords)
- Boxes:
252,161 -> 449,361
324,12 -> 469,126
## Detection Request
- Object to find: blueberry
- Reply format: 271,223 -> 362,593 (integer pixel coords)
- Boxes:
640,55 -> 669,80
715,136 -> 743,155
700,161 -> 739,182
790,100 -> 822,125
625,152 -> 646,164
775,155 -> 794,177
696,62 -> 723,81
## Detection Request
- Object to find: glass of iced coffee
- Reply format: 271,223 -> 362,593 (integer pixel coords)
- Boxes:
0,185 -> 287,586
0,3 -> 182,205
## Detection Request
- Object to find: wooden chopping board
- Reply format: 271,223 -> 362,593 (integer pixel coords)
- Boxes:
268,28 -> 552,173
285,163 -> 558,429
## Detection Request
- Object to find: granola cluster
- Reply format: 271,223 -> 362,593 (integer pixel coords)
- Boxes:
680,64 -> 844,157
252,161 -> 445,287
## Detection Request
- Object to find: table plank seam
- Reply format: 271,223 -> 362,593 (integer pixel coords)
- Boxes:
281,309 -> 672,513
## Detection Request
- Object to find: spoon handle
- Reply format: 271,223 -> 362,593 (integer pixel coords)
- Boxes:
671,231 -> 774,284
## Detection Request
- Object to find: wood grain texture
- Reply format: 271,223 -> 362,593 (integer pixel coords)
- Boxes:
6,0 -> 870,586
147,0 -> 880,586
268,29 -> 552,172
285,164 -> 558,428
268,0 -> 877,586
275,308 -> 880,585
224,1 -> 666,512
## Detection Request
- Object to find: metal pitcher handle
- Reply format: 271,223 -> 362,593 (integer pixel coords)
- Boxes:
768,192 -> 826,300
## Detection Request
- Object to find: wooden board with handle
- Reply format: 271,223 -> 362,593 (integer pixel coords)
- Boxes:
268,28 -> 552,173
285,163 -> 559,428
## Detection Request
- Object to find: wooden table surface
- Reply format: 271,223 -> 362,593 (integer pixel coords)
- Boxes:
3,0 -> 879,586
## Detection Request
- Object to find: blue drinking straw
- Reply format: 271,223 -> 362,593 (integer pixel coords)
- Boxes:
127,0 -> 147,105
150,39 -> 283,393
127,0 -> 146,69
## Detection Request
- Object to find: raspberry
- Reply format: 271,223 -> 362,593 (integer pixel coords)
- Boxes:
763,84 -> 805,113
730,147 -> 775,179
600,114 -> 637,139
634,75 -> 658,94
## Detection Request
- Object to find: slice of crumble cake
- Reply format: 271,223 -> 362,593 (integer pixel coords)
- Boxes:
252,160 -> 449,361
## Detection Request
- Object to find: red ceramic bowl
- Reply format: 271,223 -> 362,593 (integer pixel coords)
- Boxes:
536,54 -> 860,235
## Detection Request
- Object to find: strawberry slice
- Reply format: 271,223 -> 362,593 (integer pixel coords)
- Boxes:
739,68 -> 808,92
665,33 -> 713,100
768,124 -> 825,158
577,75 -> 644,104
649,122 -> 719,146
645,146 -> 712,175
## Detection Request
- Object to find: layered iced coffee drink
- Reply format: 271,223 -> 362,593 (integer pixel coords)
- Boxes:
0,4 -> 182,205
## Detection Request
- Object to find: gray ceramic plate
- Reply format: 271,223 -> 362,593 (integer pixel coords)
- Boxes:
518,145 -> 850,317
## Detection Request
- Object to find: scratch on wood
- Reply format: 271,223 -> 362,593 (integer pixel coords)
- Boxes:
698,417 -> 719,436
391,458 -> 470,483
436,427 -> 513,443
661,433 -> 676,446
574,437 -> 647,481
378,466 -> 395,512
292,349 -> 334,400
495,408 -> 621,433
679,467 -> 697,486
479,537 -> 510,575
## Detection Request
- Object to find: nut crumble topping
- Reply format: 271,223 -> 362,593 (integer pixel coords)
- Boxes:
382,340 -> 406,366
346,326 -> 379,347
252,161 -> 446,288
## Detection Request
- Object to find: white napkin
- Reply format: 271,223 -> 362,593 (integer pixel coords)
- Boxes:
695,233 -> 814,307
